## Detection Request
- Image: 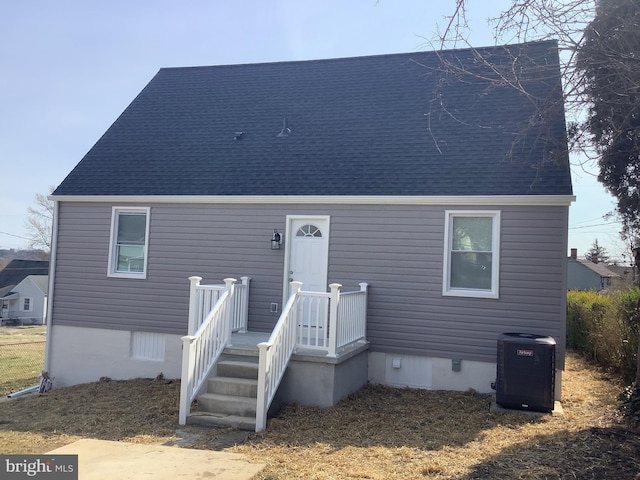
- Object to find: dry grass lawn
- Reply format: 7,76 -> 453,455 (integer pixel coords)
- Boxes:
0,353 -> 639,479
0,326 -> 46,395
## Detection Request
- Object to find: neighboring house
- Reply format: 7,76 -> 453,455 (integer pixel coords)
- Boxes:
47,40 -> 573,427
0,260 -> 49,325
607,265 -> 635,290
0,275 -> 49,325
567,248 -> 620,291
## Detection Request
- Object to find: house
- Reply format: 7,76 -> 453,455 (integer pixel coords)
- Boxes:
46,40 -> 573,430
607,265 -> 635,290
0,260 -> 49,325
567,248 -> 620,291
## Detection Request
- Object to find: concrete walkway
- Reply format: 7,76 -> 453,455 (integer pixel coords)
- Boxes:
48,439 -> 265,480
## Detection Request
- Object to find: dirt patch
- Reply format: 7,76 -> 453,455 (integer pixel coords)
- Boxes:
0,353 -> 638,479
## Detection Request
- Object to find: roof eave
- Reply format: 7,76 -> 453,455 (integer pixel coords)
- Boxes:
49,194 -> 576,207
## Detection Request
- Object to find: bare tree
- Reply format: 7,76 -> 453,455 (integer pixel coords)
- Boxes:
25,186 -> 55,253
436,0 -> 597,158
435,1 -> 640,253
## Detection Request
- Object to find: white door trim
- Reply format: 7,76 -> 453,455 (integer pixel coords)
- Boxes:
282,215 -> 330,305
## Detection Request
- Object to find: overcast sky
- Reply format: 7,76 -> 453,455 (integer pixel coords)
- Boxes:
0,1 -> 624,262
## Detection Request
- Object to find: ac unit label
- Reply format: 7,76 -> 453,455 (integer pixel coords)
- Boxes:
517,349 -> 534,357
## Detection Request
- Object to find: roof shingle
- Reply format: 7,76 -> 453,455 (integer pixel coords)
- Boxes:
54,40 -> 572,197
0,260 -> 49,289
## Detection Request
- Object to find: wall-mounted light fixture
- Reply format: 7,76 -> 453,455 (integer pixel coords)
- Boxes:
271,229 -> 282,250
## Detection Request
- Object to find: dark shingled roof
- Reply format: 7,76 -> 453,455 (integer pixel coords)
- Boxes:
0,260 -> 49,289
54,40 -> 572,197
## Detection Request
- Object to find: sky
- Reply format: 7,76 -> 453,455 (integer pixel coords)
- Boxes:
0,1 -> 625,263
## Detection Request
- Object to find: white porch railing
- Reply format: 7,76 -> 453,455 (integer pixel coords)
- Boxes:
255,281 -> 368,432
294,282 -> 368,356
188,276 -> 250,335
335,282 -> 368,351
179,276 -> 247,425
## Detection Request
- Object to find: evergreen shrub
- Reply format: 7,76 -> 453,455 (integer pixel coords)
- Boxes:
567,289 -> 640,382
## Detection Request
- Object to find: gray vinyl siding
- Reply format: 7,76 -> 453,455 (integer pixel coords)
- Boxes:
52,201 -> 568,367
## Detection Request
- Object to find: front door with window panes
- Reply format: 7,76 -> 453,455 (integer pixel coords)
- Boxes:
288,218 -> 330,328
288,219 -> 329,293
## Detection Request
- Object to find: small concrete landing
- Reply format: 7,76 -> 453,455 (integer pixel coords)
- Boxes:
48,439 -> 265,480
187,411 -> 256,431
227,332 -> 269,355
490,396 -> 564,416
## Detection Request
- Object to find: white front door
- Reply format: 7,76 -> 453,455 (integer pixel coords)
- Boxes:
287,217 -> 329,293
286,216 -> 330,331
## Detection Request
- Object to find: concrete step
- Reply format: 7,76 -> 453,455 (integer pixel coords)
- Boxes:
207,376 -> 258,398
217,357 -> 259,380
223,344 -> 260,357
197,393 -> 257,418
186,412 -> 256,431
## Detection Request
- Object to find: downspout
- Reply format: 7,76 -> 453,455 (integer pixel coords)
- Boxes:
43,199 -> 59,373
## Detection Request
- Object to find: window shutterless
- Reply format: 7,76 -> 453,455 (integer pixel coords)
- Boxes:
22,297 -> 32,311
443,210 -> 500,299
107,207 -> 150,279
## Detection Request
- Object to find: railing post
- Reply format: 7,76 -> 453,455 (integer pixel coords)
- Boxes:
223,278 -> 237,346
327,283 -> 341,358
256,342 -> 270,432
239,276 -> 251,333
188,276 -> 202,335
290,281 -> 303,349
290,281 -> 303,296
359,283 -> 369,343
179,335 -> 196,425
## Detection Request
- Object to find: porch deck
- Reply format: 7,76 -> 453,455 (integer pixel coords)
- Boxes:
226,331 -> 369,362
227,331 -> 269,354
180,277 -> 369,431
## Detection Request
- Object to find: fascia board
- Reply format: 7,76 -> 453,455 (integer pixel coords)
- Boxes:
49,195 -> 576,207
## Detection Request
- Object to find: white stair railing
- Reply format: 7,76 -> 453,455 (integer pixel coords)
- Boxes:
256,281 -> 302,432
179,277 -> 236,425
255,281 -> 369,431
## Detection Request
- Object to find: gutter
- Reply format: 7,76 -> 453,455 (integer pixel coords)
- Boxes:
48,194 -> 577,207
43,199 -> 59,373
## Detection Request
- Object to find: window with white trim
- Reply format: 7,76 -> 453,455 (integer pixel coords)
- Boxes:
108,207 -> 150,278
443,210 -> 500,298
22,297 -> 32,312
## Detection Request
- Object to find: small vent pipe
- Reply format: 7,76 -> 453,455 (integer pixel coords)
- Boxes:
277,117 -> 291,137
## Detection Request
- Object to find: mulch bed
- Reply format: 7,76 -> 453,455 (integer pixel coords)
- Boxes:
0,354 -> 638,479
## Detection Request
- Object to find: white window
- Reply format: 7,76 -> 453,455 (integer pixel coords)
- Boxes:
443,210 -> 500,299
108,207 -> 150,279
22,297 -> 33,311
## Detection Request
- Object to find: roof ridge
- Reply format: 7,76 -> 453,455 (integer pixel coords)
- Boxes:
158,39 -> 559,72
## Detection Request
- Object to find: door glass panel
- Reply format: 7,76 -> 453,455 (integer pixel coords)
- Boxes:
296,224 -> 322,237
